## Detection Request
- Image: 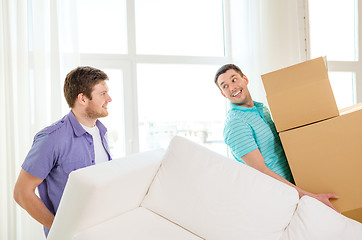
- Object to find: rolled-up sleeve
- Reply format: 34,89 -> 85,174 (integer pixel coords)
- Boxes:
224,118 -> 258,161
22,132 -> 56,179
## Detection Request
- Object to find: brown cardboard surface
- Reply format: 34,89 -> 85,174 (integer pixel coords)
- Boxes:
343,208 -> 362,223
279,105 -> 362,221
261,57 -> 339,132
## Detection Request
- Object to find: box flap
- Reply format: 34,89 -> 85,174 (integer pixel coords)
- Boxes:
261,57 -> 339,132
261,57 -> 329,95
267,80 -> 339,132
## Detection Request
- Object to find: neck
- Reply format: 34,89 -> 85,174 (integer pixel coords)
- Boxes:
242,101 -> 254,108
71,109 -> 97,128
235,98 -> 254,108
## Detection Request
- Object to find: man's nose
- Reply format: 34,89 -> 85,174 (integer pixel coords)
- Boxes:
230,82 -> 238,91
107,94 -> 112,102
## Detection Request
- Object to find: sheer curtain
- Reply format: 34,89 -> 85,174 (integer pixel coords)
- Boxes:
229,0 -> 306,104
0,0 -> 78,239
1,0 -> 306,239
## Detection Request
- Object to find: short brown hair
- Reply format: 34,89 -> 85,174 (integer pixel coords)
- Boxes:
214,64 -> 244,88
64,66 -> 108,108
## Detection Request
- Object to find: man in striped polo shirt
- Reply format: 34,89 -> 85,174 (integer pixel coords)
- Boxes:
214,63 -> 338,210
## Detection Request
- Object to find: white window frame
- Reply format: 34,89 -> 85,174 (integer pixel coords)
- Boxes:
80,0 -> 232,155
303,0 -> 362,104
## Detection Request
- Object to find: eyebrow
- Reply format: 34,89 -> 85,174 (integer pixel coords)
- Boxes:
229,74 -> 237,80
219,73 -> 239,87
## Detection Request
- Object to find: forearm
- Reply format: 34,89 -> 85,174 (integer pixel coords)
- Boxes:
255,165 -> 338,211
258,166 -> 312,198
241,148 -> 338,211
14,190 -> 54,229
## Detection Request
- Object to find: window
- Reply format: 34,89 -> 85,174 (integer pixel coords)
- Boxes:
308,0 -> 357,61
137,64 -> 226,154
77,0 -> 128,54
328,72 -> 356,109
135,0 -> 224,56
307,0 -> 360,107
99,69 -> 126,158
77,0 -> 230,156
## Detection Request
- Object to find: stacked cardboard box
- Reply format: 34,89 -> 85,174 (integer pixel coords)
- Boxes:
261,57 -> 362,222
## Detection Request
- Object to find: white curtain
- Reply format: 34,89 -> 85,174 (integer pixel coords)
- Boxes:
0,0 -> 78,239
1,0 -> 306,239
229,0 -> 306,104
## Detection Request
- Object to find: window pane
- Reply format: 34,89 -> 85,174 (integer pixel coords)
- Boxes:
137,64 -> 227,155
100,69 -> 126,158
308,0 -> 357,61
135,0 -> 224,56
328,72 -> 355,109
77,0 -> 127,54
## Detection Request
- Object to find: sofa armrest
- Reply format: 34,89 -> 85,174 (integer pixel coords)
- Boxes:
48,149 -> 164,240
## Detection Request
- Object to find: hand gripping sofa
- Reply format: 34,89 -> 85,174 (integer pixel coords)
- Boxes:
47,136 -> 362,240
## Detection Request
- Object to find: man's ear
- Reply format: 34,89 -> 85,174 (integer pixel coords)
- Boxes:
77,93 -> 87,105
220,90 -> 226,98
243,75 -> 249,85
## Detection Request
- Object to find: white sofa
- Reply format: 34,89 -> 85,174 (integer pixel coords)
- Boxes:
47,136 -> 362,240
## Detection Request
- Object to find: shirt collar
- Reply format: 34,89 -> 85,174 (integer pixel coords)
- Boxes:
68,111 -> 107,137
95,119 -> 107,138
230,101 -> 264,112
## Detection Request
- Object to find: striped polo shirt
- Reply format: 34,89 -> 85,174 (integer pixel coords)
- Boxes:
224,101 -> 294,183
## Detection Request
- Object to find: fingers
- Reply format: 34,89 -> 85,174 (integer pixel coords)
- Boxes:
321,199 -> 339,212
318,193 -> 339,199
315,194 -> 340,213
326,193 -> 340,199
316,193 -> 339,199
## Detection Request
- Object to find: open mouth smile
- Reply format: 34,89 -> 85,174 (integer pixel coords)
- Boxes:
232,90 -> 242,97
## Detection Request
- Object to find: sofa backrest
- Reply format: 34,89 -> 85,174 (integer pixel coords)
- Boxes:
280,196 -> 362,240
142,136 -> 299,240
48,149 -> 164,240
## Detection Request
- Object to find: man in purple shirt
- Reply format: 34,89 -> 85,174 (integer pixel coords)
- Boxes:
14,66 -> 112,236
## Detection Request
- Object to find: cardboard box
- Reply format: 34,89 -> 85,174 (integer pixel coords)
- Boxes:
279,103 -> 362,222
261,57 -> 339,132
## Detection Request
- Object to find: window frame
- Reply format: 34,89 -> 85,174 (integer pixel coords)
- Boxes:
304,0 -> 362,104
79,0 -> 232,155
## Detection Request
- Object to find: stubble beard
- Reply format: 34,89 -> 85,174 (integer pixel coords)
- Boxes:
85,105 -> 108,119
232,91 -> 252,106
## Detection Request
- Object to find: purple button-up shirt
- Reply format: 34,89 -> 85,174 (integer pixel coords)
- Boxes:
22,111 -> 111,236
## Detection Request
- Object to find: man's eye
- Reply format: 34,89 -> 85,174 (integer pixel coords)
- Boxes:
223,85 -> 228,89
232,78 -> 237,82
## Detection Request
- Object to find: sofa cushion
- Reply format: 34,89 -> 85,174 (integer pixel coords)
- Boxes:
48,150 -> 164,240
142,136 -> 299,240
280,196 -> 362,240
72,207 -> 203,240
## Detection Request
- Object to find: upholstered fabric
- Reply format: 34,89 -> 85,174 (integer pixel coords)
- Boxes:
142,136 -> 299,240
48,149 -> 164,240
47,136 -> 362,240
72,207 -> 203,240
281,196 -> 362,240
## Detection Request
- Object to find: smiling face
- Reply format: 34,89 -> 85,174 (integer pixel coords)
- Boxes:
216,69 -> 253,107
85,81 -> 112,119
